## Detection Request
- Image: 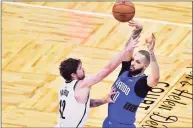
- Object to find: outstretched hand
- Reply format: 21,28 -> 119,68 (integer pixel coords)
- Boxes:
145,33 -> 156,51
128,19 -> 143,30
105,87 -> 117,103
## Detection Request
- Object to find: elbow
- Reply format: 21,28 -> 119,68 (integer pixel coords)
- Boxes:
153,76 -> 160,87
155,76 -> 160,81
154,71 -> 160,83
90,100 -> 94,108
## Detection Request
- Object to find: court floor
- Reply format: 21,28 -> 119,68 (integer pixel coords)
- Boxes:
2,1 -> 192,128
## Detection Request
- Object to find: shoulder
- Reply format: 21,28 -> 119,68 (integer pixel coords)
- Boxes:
139,75 -> 148,82
122,60 -> 132,65
121,61 -> 131,69
134,75 -> 152,98
76,79 -> 84,88
137,75 -> 150,88
76,78 -> 92,90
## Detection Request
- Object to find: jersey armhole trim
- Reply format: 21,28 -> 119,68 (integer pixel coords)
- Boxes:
73,80 -> 79,91
76,93 -> 90,127
65,80 -> 73,83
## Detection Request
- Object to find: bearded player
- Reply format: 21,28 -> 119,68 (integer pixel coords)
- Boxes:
102,20 -> 160,128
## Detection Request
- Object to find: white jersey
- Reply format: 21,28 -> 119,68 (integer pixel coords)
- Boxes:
56,80 -> 90,128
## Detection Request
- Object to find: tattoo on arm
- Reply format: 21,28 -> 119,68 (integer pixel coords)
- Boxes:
90,99 -> 106,108
126,28 -> 142,47
132,28 -> 142,39
150,52 -> 157,62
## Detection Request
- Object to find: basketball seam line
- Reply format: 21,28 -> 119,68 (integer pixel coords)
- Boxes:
113,3 -> 135,10
112,11 -> 135,14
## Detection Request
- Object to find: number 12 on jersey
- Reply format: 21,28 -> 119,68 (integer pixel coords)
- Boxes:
112,91 -> 120,102
59,100 -> 66,119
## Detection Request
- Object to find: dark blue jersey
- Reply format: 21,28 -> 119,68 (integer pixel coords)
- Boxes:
106,61 -> 151,125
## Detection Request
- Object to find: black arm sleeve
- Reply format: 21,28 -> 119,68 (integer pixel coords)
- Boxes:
134,76 -> 152,98
118,61 -> 131,77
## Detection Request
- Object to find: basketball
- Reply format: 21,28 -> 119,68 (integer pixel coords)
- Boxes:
112,1 -> 135,22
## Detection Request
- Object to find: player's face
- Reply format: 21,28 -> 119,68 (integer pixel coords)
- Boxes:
130,52 -> 147,75
76,64 -> 85,80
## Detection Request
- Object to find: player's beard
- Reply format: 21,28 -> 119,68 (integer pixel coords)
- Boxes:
78,72 -> 85,80
78,75 -> 85,80
129,67 -> 144,76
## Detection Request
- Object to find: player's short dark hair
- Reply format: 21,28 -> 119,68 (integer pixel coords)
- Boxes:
59,58 -> 81,81
138,50 -> 150,65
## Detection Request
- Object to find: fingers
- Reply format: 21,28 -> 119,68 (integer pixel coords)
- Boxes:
128,24 -> 135,27
110,89 -> 116,94
145,38 -> 151,45
109,87 -> 116,95
145,34 -> 154,44
128,23 -> 135,27
128,20 -> 136,27
110,100 -> 115,103
152,33 -> 155,39
110,92 -> 117,96
128,22 -> 135,26
151,32 -> 156,45
111,86 -> 116,92
151,38 -> 155,48
128,19 -> 135,23
128,21 -> 135,25
146,33 -> 155,50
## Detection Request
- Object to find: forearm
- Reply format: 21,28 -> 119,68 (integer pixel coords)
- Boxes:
80,32 -> 138,88
149,51 -> 160,79
90,98 -> 107,108
80,50 -> 131,88
123,27 -> 142,61
125,27 -> 143,48
104,49 -> 131,73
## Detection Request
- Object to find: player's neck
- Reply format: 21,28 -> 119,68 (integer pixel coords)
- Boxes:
65,80 -> 73,83
65,78 -> 77,83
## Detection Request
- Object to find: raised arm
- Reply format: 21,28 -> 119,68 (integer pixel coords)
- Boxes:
117,20 -> 143,76
146,33 -> 160,87
123,20 -> 143,62
79,37 -> 140,88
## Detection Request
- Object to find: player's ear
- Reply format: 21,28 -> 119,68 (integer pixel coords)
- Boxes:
71,73 -> 77,79
144,64 -> 148,69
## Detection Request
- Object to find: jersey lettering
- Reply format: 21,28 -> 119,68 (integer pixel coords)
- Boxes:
112,91 -> 120,102
116,79 -> 130,95
124,102 -> 138,112
60,89 -> 69,97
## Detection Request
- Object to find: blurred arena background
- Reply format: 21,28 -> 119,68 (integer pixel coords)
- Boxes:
2,1 -> 192,128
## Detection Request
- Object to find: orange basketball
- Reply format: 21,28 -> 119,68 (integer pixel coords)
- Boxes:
112,1 -> 135,22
